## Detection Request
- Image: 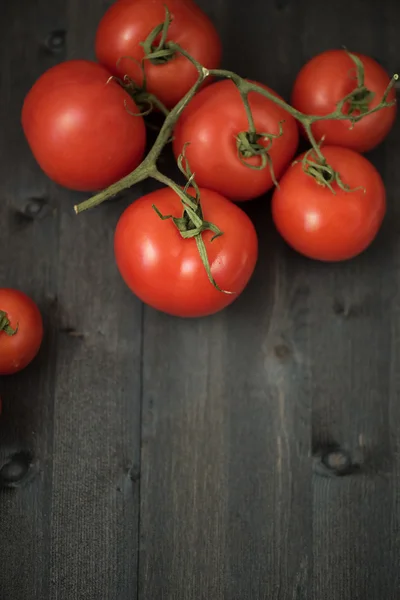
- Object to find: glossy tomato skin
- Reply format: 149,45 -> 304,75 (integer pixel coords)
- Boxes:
114,188 -> 258,317
173,80 -> 299,202
22,60 -> 146,192
291,50 -> 396,153
0,289 -> 44,376
95,0 -> 222,109
272,146 -> 386,262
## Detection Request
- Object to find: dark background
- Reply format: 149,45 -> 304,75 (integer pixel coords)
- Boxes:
1,0 -> 400,598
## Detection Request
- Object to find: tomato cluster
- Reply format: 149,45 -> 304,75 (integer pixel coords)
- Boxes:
17,0 -> 397,327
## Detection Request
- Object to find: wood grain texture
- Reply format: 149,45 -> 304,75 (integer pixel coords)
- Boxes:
303,2 -> 400,599
0,1 -> 143,599
138,3 -> 313,599
1,0 -> 400,599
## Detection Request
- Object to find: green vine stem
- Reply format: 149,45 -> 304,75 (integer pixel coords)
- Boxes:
296,142 -> 365,195
75,61 -> 209,214
0,311 -> 18,336
150,147 -> 234,294
215,62 -> 397,184
122,77 -> 170,118
75,45 -> 397,215
139,5 -> 176,65
109,58 -> 170,117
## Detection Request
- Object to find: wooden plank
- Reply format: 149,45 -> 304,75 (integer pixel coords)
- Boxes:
0,1 -> 143,599
47,1 -> 143,598
302,2 -> 400,599
138,2 -> 312,599
0,3 -> 67,599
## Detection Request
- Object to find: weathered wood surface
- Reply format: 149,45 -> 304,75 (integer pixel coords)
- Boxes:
0,1 -> 399,599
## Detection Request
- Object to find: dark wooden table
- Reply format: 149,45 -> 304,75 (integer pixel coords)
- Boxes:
1,1 -> 400,598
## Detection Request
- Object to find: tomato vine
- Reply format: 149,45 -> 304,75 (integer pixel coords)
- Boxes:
74,8 -> 398,290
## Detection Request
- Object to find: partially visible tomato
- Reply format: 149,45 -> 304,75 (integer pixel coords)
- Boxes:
22,60 -> 146,192
0,289 -> 44,375
173,79 -> 299,201
95,0 -> 222,109
291,50 -> 396,153
114,187 -> 258,317
271,146 -> 386,261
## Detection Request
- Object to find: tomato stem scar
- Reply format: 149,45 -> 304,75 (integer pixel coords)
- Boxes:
150,144 -> 234,294
0,311 -> 18,336
139,5 -> 176,65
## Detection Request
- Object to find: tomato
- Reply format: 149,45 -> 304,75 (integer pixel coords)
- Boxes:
95,0 -> 222,109
22,60 -> 146,192
172,80 -> 299,201
271,146 -> 386,261
291,50 -> 396,153
0,289 -> 44,375
114,187 -> 258,317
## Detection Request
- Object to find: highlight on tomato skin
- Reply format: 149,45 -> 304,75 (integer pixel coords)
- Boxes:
271,146 -> 386,262
95,0 -> 222,109
114,187 -> 259,318
0,289 -> 44,376
173,79 -> 299,202
291,49 -> 397,153
21,60 -> 146,192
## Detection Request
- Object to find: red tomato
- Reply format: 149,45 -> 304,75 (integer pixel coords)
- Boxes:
95,0 -> 222,109
291,50 -> 396,153
0,289 -> 44,375
172,80 -> 299,201
271,146 -> 386,261
114,187 -> 258,317
22,60 -> 146,192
